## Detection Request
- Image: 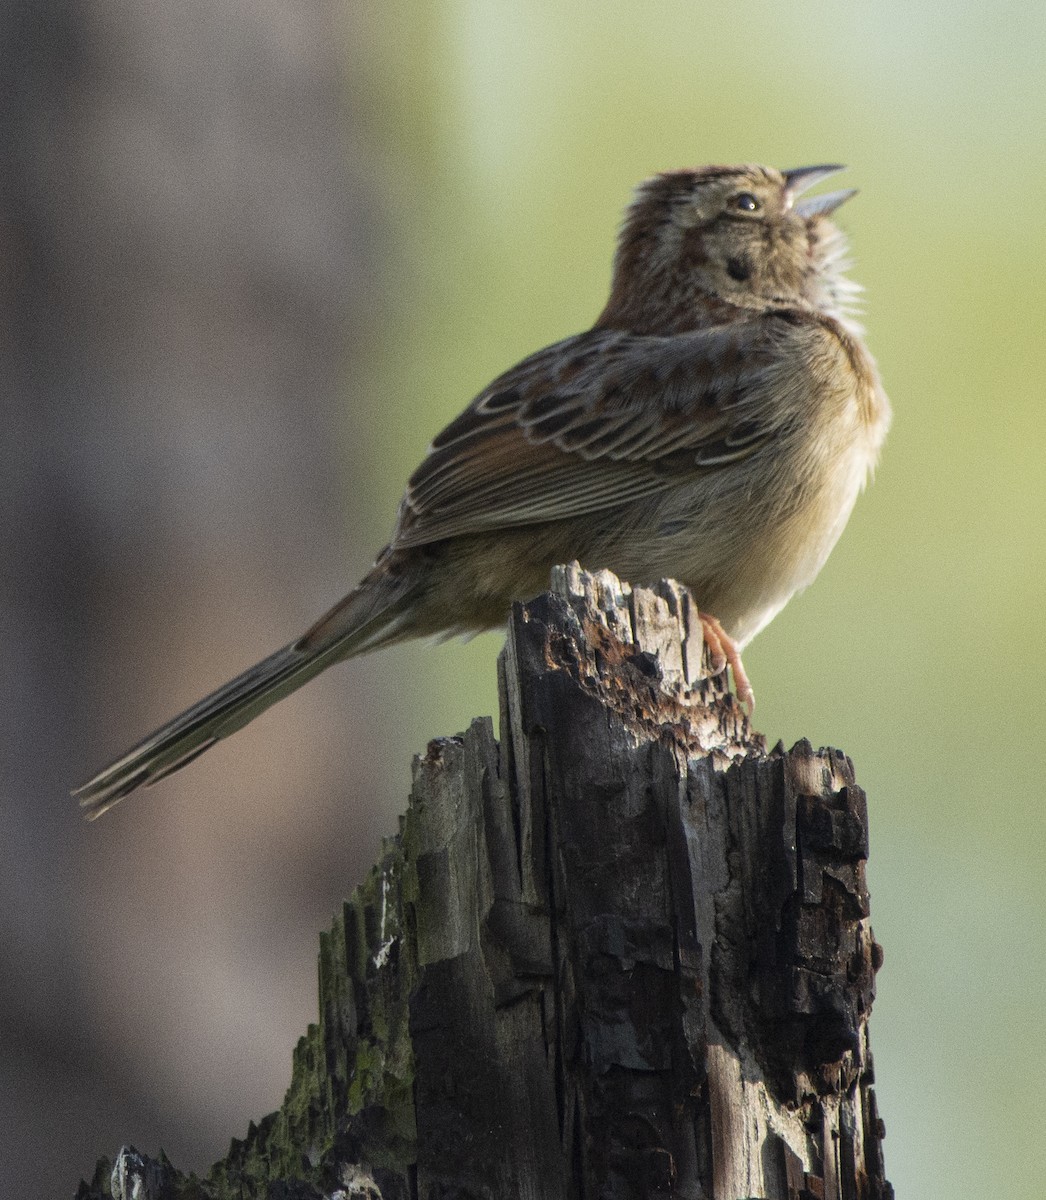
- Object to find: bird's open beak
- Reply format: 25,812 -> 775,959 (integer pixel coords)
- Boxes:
783,164 -> 857,217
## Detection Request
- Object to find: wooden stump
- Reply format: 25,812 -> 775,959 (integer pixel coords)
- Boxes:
77,566 -> 890,1200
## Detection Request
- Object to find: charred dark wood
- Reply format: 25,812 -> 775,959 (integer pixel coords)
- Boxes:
77,565 -> 890,1200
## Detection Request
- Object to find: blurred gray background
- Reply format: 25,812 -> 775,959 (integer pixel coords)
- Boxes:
3,2 -> 1045,1197
2,1 -> 397,1191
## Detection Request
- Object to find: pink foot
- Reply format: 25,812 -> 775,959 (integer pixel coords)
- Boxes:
698,613 -> 755,714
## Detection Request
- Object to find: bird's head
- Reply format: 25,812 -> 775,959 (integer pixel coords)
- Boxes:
598,163 -> 859,332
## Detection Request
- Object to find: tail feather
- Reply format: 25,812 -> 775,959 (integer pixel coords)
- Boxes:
74,580 -> 413,819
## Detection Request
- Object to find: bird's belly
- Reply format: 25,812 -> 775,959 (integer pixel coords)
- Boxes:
597,426 -> 878,647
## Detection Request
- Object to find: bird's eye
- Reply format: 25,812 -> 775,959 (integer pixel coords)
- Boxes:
733,192 -> 760,212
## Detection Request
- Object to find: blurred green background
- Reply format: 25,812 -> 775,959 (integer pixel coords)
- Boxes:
355,2 -> 1046,1196
4,1 -> 1044,1196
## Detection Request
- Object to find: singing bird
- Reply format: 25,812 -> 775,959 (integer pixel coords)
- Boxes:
75,163 -> 890,818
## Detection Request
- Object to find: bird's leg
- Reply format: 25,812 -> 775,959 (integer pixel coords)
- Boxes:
698,612 -> 755,714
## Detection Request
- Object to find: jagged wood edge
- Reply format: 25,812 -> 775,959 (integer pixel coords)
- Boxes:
76,566 -> 888,1199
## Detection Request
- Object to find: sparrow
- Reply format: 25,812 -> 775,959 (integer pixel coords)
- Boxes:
75,163 -> 890,818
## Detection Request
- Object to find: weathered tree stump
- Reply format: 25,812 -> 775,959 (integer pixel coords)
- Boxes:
77,565 -> 890,1200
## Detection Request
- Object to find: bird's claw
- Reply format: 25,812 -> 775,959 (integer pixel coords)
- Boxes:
698,612 -> 755,716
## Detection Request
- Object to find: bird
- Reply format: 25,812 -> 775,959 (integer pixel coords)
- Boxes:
74,162 -> 890,819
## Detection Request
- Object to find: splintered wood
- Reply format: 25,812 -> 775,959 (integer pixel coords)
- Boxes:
77,566 -> 890,1200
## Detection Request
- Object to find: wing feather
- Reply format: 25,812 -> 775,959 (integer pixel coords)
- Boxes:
395,318 -> 789,549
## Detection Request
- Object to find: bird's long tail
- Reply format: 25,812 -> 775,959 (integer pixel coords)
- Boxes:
73,575 -> 417,820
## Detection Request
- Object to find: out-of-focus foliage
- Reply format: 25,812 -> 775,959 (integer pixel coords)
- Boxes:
352,3 -> 1046,1198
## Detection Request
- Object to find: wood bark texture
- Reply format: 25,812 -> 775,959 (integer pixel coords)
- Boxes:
77,565 -> 891,1200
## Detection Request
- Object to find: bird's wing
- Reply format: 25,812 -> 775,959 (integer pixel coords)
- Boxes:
393,315 -> 800,549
